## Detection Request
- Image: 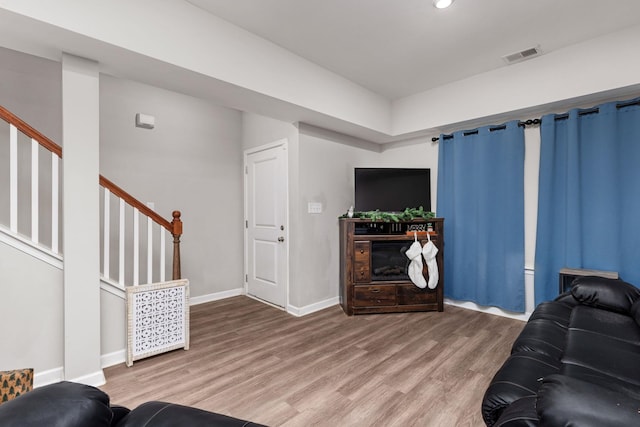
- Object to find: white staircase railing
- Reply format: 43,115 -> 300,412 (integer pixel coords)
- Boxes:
0,105 -> 182,293
1,106 -> 62,255
99,176 -> 182,289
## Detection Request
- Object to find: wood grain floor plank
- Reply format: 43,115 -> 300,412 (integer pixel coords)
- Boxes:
101,296 -> 524,426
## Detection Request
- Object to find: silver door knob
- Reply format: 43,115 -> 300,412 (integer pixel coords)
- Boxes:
278,236 -> 285,242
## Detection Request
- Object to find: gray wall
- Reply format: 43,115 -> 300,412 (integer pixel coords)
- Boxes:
0,241 -> 63,374
100,290 -> 125,357
99,75 -> 244,299
0,46 -> 61,142
297,128 -> 439,308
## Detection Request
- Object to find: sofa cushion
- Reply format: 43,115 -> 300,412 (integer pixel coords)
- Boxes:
114,401 -> 267,427
527,300 -> 573,327
0,381 -> 114,427
570,276 -> 640,314
569,305 -> 640,344
537,374 -> 640,427
560,363 -> 640,396
511,319 -> 567,360
562,328 -> 640,386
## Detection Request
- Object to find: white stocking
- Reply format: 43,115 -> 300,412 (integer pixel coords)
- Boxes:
422,232 -> 439,289
405,233 -> 426,289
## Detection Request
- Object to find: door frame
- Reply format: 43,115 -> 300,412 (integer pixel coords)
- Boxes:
243,139 -> 289,311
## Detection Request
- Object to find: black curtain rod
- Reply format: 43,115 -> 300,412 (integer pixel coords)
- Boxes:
431,118 -> 541,142
554,99 -> 640,121
431,99 -> 640,142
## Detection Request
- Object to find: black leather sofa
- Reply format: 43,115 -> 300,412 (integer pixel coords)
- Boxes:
0,380 -> 266,427
482,276 -> 640,426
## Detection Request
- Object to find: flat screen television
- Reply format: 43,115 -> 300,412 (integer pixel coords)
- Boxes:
354,168 -> 431,212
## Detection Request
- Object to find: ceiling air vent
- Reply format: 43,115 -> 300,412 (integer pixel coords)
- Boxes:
502,46 -> 542,64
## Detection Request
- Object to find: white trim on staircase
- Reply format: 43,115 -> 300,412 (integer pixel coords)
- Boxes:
0,225 -> 63,269
100,276 -> 126,299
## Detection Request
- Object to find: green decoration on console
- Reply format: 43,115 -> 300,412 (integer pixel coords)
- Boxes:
340,206 -> 435,222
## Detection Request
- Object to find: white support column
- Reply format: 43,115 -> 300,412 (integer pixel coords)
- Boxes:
62,53 -> 104,386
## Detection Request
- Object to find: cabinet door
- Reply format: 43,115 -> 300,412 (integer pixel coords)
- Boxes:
353,241 -> 371,282
353,285 -> 396,306
397,284 -> 437,305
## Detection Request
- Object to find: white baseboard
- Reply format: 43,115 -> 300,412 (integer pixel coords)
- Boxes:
190,287 -> 244,305
68,370 -> 106,387
34,367 -> 107,388
33,367 -> 64,388
101,349 -> 126,369
288,297 -> 339,317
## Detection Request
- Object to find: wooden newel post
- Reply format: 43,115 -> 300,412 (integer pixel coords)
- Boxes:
171,210 -> 183,280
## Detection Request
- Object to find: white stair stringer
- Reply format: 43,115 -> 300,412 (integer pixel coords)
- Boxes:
100,276 -> 126,299
0,224 -> 62,270
1,223 -> 128,302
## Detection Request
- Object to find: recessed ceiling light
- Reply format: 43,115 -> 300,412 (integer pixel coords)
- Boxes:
433,0 -> 454,9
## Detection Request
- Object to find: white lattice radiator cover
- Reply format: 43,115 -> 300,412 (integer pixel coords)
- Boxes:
125,279 -> 190,367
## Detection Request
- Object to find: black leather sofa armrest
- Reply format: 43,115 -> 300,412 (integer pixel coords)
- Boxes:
537,374 -> 640,427
0,381 -> 114,427
482,352 -> 561,426
570,276 -> 640,314
114,401 -> 268,427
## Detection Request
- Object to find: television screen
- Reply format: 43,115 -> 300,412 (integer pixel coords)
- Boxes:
355,168 -> 431,212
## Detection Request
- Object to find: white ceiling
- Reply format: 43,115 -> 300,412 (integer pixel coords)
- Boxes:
186,0 -> 640,100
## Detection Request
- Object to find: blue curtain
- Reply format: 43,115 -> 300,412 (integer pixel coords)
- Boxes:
437,121 -> 525,312
535,99 -> 640,304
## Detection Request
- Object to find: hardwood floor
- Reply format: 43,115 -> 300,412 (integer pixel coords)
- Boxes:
101,296 -> 524,426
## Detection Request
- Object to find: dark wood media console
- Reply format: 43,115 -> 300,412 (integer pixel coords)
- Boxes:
339,218 -> 444,315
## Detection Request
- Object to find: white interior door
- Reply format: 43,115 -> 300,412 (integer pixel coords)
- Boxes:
245,142 -> 287,308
